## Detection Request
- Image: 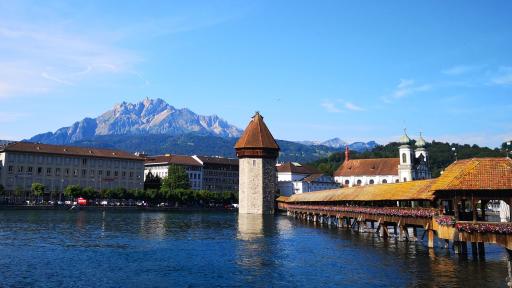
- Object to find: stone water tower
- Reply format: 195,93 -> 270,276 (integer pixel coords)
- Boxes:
235,112 -> 280,214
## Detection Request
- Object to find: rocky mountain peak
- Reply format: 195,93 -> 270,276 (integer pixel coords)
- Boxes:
29,98 -> 243,145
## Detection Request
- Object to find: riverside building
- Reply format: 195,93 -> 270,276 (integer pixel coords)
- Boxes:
277,162 -> 340,196
0,142 -> 145,193
334,131 -> 431,187
143,154 -> 239,192
144,154 -> 204,190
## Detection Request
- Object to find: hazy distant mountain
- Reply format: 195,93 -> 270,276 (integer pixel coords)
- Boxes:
296,138 -> 378,152
69,134 -> 339,163
320,138 -> 348,148
29,98 -> 242,144
348,141 -> 379,151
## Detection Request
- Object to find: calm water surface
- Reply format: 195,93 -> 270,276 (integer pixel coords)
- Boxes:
0,210 -> 509,287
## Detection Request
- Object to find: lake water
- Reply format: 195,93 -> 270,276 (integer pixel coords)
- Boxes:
0,210 -> 509,287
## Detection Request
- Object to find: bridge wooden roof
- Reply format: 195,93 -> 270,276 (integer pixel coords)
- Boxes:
284,179 -> 436,202
281,157 -> 512,203
431,157 -> 512,191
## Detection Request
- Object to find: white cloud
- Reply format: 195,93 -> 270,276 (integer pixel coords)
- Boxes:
0,21 -> 140,99
0,111 -> 28,123
491,67 -> 512,86
321,100 -> 342,113
321,99 -> 366,113
344,102 -> 365,111
442,65 -> 476,76
391,79 -> 431,99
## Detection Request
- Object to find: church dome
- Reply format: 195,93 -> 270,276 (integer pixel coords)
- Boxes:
399,129 -> 411,144
416,133 -> 426,148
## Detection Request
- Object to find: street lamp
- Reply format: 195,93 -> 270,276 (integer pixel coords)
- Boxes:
452,147 -> 458,161
506,141 -> 512,159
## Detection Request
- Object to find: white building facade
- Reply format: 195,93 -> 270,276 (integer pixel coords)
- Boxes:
334,131 -> 431,187
0,142 -> 145,193
277,162 -> 340,196
144,154 -> 203,190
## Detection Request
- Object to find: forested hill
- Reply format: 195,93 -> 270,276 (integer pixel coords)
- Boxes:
310,141 -> 506,178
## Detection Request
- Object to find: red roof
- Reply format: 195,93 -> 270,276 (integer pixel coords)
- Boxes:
234,112 -> 279,150
1,142 -> 143,161
334,158 -> 399,177
277,162 -> 320,174
432,157 -> 512,191
145,155 -> 202,166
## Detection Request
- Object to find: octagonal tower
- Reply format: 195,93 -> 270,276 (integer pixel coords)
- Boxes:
235,112 -> 280,214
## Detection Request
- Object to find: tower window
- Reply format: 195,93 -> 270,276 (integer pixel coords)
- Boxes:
402,153 -> 407,164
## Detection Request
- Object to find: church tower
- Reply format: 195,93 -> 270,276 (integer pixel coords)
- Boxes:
398,129 -> 413,182
414,132 -> 428,161
235,112 -> 280,214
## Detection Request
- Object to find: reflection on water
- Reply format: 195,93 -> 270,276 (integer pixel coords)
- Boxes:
0,210 -> 509,287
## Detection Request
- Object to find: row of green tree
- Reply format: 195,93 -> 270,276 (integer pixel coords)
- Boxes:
310,141 -> 507,177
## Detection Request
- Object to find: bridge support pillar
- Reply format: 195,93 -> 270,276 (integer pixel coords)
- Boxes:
478,242 -> 485,259
506,249 -> 512,287
471,242 -> 478,258
461,242 -> 468,254
427,229 -> 435,248
380,224 -> 389,238
454,241 -> 462,254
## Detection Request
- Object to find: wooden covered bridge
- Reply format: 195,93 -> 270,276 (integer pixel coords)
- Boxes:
277,158 -> 512,259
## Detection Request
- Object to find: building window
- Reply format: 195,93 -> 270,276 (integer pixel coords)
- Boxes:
82,169 -> 87,176
65,169 -> 70,176
402,153 -> 407,164
27,166 -> 33,174
82,158 -> 87,166
98,170 -> 103,176
73,169 -> 78,176
122,171 -> 126,177
395,179 -> 399,183
129,172 -> 134,178
356,179 -> 362,186
382,179 -> 387,184
17,166 -> 24,173
369,179 -> 374,185
8,166 -> 13,173
344,180 -> 349,185
106,171 -> 111,177
403,177 -> 407,182
46,168 -> 52,175
55,168 -> 61,176
114,171 -> 118,177
90,170 -> 95,176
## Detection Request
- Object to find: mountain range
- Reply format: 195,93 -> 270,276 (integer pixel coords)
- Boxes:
30,98 -> 242,144
27,98 -> 378,162
296,138 -> 378,151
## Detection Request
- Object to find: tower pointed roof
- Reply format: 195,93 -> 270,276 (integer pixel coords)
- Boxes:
399,128 -> 411,145
416,132 -> 426,148
235,112 -> 279,150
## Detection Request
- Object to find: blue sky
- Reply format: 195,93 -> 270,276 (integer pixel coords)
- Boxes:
1,1 -> 511,147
